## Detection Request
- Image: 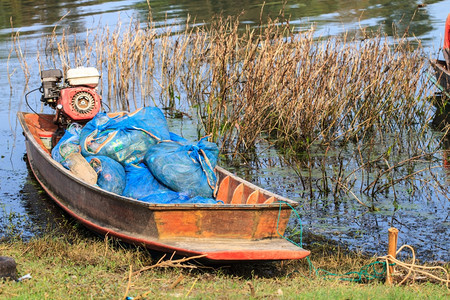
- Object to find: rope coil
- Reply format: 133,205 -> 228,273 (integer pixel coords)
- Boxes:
379,244 -> 449,287
278,201 -> 449,287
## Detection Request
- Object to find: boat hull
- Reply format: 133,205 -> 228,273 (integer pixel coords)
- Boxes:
18,112 -> 310,262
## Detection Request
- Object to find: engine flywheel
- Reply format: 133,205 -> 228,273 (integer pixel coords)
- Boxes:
71,91 -> 95,114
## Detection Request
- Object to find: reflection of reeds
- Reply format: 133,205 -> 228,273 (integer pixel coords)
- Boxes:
13,15 -> 431,154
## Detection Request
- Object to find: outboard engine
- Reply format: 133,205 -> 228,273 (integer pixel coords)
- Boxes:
40,67 -> 102,126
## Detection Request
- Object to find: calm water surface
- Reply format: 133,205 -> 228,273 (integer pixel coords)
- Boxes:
0,0 -> 449,261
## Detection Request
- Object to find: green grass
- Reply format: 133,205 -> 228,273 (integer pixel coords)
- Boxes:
0,232 -> 448,299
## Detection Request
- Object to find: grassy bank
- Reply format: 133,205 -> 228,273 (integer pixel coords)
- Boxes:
1,231 -> 448,299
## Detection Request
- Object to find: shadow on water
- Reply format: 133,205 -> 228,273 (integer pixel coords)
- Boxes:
430,93 -> 450,172
0,154 -> 98,242
431,94 -> 450,129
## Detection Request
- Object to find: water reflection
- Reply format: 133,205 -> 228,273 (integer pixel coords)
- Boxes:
0,153 -> 93,241
222,136 -> 449,261
0,155 -> 52,240
0,0 -> 447,43
0,0 -> 141,40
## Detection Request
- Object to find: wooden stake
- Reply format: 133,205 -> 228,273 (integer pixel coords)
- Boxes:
386,227 -> 399,285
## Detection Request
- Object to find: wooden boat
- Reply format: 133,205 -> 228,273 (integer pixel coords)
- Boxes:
18,112 -> 310,262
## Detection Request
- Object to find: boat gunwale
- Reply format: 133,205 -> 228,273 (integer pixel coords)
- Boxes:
18,112 -> 298,210
18,111 -> 311,261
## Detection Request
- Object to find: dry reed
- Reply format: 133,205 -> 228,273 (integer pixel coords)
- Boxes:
10,12 -> 446,203
15,14 -> 431,153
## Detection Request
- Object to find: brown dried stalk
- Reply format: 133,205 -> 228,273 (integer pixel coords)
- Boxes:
131,253 -> 207,276
17,13 -> 433,156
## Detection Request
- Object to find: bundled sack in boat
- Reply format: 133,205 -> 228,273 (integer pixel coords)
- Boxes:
169,132 -> 190,144
122,163 -> 172,199
140,191 -> 219,204
123,163 -> 221,204
144,136 -> 219,198
80,107 -> 171,165
86,156 -> 126,195
51,123 -> 83,168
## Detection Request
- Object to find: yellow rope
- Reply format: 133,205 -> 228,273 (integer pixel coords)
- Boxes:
378,244 -> 449,288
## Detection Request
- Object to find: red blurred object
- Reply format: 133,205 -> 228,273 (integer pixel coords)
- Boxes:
444,151 -> 449,169
444,13 -> 450,49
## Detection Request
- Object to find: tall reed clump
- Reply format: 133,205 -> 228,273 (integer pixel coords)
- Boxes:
16,14 -> 432,154
185,16 -> 432,153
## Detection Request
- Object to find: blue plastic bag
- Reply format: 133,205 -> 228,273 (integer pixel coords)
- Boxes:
80,107 -> 171,165
86,156 -> 126,195
122,163 -> 171,199
169,132 -> 189,144
140,191 -> 190,204
144,137 -> 219,198
123,163 -> 221,204
51,123 -> 83,169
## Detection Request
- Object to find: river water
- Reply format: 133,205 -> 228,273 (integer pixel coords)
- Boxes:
0,0 -> 449,261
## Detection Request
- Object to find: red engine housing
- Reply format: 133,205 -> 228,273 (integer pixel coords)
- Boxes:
58,87 -> 101,122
